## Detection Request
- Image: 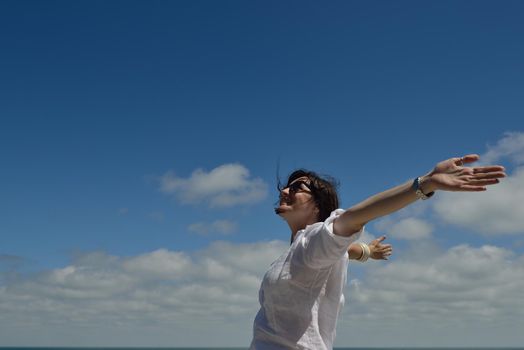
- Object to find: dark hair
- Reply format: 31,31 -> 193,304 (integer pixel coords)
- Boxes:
278,169 -> 340,222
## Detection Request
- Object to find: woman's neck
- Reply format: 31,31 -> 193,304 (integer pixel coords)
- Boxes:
288,217 -> 318,242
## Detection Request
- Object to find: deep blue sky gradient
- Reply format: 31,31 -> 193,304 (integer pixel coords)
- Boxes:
1,1 -> 523,271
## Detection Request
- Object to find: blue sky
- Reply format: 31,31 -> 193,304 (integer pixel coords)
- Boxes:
1,0 -> 524,347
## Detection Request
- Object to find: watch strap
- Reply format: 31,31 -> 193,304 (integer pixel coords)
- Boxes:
413,177 -> 435,200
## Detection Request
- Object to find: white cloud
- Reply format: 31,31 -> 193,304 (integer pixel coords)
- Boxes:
159,163 -> 268,207
188,220 -> 237,235
122,249 -> 193,280
1,240 -> 524,347
481,131 -> 524,166
433,166 -> 524,235
339,244 -> 524,347
0,240 -> 288,346
374,217 -> 433,240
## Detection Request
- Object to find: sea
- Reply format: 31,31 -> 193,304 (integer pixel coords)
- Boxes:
1,348 -> 523,350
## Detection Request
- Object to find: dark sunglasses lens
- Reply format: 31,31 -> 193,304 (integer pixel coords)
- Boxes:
289,182 -> 300,193
289,181 -> 309,193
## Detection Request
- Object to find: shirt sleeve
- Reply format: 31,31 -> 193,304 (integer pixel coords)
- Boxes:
291,209 -> 364,270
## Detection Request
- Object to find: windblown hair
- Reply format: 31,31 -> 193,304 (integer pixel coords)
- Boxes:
278,169 -> 340,222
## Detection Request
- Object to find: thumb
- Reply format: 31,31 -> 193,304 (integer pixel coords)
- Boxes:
370,236 -> 386,246
461,154 -> 480,164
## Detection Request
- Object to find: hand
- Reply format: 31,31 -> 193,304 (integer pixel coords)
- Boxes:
425,154 -> 506,192
369,236 -> 393,260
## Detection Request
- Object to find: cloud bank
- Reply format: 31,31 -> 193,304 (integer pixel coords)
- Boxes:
433,167 -> 524,235
375,217 -> 434,240
159,163 -> 268,207
342,244 -> 524,347
432,132 -> 524,235
0,241 -> 287,346
1,240 -> 523,347
481,131 -> 524,166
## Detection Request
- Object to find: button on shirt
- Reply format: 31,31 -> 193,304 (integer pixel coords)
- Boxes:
250,209 -> 363,350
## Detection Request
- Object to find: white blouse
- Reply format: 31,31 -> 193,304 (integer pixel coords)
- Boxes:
250,209 -> 363,349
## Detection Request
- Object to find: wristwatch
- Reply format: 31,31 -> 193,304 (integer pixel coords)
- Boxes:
413,177 -> 435,200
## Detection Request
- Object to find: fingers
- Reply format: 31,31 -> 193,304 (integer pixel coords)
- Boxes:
466,179 -> 500,187
473,166 -> 506,175
471,170 -> 506,178
370,236 -> 387,246
368,236 -> 393,260
458,184 -> 487,191
379,244 -> 392,248
462,169 -> 506,188
455,155 -> 506,176
458,179 -> 505,191
376,245 -> 393,260
373,237 -> 391,250
380,249 -> 393,260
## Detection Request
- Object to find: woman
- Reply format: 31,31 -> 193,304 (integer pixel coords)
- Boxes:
250,154 -> 506,349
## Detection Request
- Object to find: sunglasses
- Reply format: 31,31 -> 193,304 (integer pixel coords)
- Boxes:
284,180 -> 312,194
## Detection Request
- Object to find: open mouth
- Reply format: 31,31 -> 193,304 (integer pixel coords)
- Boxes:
279,196 -> 293,206
275,196 -> 293,214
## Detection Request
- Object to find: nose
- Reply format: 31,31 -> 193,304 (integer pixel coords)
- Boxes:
279,187 -> 291,200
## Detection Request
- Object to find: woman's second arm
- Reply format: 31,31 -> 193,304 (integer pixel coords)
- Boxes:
333,154 -> 506,237
348,236 -> 392,260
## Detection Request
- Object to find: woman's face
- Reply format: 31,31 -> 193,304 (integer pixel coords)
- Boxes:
276,176 -> 319,224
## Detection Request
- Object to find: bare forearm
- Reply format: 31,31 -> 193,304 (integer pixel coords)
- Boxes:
334,174 -> 436,236
351,174 -> 435,222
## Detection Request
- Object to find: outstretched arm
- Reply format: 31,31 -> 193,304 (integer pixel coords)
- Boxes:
348,236 -> 392,260
334,154 -> 506,237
